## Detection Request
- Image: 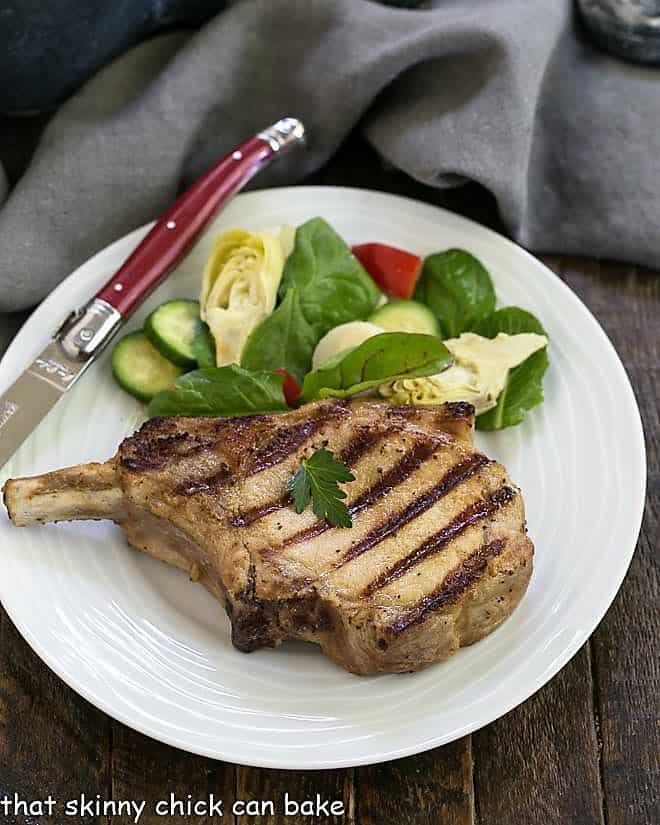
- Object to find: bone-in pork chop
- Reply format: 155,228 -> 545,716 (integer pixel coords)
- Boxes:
3,400 -> 533,674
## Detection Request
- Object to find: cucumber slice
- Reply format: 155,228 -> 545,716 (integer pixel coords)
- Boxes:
144,299 -> 200,367
112,331 -> 185,403
369,299 -> 440,336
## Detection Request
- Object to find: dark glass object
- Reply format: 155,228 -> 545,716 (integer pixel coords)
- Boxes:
578,0 -> 660,64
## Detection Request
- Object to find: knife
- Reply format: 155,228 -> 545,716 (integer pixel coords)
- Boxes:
0,117 -> 306,473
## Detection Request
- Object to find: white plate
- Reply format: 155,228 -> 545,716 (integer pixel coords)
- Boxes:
0,187 -> 645,769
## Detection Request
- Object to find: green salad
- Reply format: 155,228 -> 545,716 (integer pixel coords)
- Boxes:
111,217 -> 549,432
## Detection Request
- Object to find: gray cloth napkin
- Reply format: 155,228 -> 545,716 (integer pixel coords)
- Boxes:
1,0 -> 658,315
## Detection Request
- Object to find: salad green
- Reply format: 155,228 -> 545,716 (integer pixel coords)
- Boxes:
472,308 -> 549,430
414,249 -> 496,339
147,364 -> 289,418
112,215 -> 549,431
241,218 -> 381,380
413,257 -> 548,429
300,332 -> 451,403
472,306 -> 547,338
240,288 -> 317,382
278,217 -> 382,329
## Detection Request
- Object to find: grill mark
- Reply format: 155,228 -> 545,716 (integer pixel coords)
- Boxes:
338,426 -> 394,467
282,439 -> 442,548
344,439 -> 435,519
333,452 -> 491,568
363,485 -> 515,596
121,432 -> 212,471
177,465 -> 232,496
123,416 -> 259,473
385,401 -> 474,422
248,403 -> 348,475
177,403 -> 348,498
441,401 -> 476,420
230,426 -> 393,528
385,538 -> 506,636
230,499 -> 286,528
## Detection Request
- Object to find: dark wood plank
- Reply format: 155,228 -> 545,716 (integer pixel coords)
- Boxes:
356,737 -> 474,825
0,605 -> 111,825
560,258 -> 660,825
591,494 -> 660,825
470,255 -> 606,825
473,644 -> 604,825
236,766 -> 354,824
110,723 -> 235,824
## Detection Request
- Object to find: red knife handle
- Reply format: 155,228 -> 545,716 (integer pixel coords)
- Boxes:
96,119 -> 305,318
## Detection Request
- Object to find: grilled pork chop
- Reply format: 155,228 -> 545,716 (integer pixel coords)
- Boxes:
3,400 -> 533,674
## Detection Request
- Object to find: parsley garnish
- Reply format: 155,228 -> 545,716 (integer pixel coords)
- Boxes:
286,449 -> 356,528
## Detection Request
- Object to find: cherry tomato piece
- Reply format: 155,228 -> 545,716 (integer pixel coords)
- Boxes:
352,242 -> 423,299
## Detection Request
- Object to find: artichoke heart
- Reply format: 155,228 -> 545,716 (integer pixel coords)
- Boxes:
380,331 -> 547,414
200,227 -> 292,366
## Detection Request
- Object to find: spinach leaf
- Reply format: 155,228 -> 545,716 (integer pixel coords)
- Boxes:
474,306 -> 549,431
300,332 -> 452,403
472,306 -> 546,337
278,217 -> 382,333
240,218 -> 382,379
147,364 -> 288,418
414,249 -> 496,338
191,320 -> 217,368
240,288 -> 318,382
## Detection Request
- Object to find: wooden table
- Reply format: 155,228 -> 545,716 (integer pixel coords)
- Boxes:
0,125 -> 657,825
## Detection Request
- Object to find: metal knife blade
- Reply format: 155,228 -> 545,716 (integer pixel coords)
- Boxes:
0,340 -> 92,472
